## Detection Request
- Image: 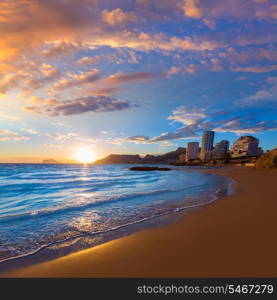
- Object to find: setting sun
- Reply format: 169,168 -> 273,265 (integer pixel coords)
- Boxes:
74,147 -> 96,164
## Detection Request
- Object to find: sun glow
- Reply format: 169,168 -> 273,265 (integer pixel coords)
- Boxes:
74,147 -> 96,164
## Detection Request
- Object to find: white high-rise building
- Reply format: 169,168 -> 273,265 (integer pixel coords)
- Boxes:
230,136 -> 260,157
200,131 -> 215,161
186,142 -> 199,161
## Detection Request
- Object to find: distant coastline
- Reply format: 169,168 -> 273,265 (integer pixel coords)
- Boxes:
92,148 -> 260,167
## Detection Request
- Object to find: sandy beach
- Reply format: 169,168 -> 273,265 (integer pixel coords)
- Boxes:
2,167 -> 277,278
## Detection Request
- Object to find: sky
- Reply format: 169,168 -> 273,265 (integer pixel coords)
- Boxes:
0,0 -> 277,162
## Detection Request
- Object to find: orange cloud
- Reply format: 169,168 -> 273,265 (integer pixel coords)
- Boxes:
0,0 -> 91,62
0,0 -> 223,67
77,56 -> 102,65
183,0 -> 202,18
52,69 -> 101,91
102,8 -> 139,26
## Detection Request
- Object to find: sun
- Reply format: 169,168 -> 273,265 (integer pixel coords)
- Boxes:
74,147 -> 96,164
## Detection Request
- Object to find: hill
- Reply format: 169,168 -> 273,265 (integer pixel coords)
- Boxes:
255,148 -> 277,169
42,159 -> 61,164
94,154 -> 142,164
94,147 -> 186,164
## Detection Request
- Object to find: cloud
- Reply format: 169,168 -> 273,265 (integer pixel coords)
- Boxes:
51,70 -> 160,98
136,0 -> 275,22
183,0 -> 202,18
255,4 -> 277,19
0,0 -> 98,60
91,31 -> 220,52
43,95 -> 134,117
158,141 -> 175,147
231,65 -> 277,73
209,58 -> 224,72
25,96 -> 44,106
0,0 -> 276,124
23,105 -> 42,113
181,0 -> 275,20
25,63 -> 60,90
239,77 -> 277,106
46,132 -> 97,144
81,71 -> 162,96
127,50 -> 140,64
167,106 -> 207,125
219,48 -> 277,66
0,0 -> 223,67
104,137 -> 127,145
0,73 -> 22,94
126,107 -> 206,143
127,106 -> 277,143
214,118 -> 277,134
203,18 -> 216,29
167,64 -> 198,75
150,125 -> 199,142
100,71 -> 161,85
126,135 -> 150,143
41,64 -> 59,78
46,132 -> 79,141
0,0 -> 274,70
50,121 -> 70,128
77,56 -> 102,65
52,69 -> 101,91
77,50 -> 140,67
102,8 -> 139,26
23,128 -> 39,135
83,87 -> 120,96
0,130 -> 29,142
0,112 -> 21,122
42,41 -> 83,57
0,61 -> 60,95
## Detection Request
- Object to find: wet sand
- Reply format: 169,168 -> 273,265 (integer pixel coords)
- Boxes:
2,168 -> 277,277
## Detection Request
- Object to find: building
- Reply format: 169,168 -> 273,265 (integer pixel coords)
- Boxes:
179,154 -> 186,163
213,140 -> 229,160
186,142 -> 199,161
230,136 -> 260,158
257,147 -> 264,156
200,131 -> 215,161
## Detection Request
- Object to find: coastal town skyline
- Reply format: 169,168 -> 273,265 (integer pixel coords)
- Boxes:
0,124 -> 272,163
180,130 -> 263,163
0,0 -> 277,163
2,130 -> 269,164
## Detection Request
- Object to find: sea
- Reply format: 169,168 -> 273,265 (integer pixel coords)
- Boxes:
0,163 -> 235,268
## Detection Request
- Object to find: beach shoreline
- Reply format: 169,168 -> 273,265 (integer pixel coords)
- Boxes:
1,167 -> 277,278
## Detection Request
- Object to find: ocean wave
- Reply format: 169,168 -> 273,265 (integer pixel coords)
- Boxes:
0,165 -> 235,267
0,181 -> 207,224
0,175 -> 160,192
0,190 -> 219,265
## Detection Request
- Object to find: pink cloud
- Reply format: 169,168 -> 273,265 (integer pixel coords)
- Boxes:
231,65 -> 277,73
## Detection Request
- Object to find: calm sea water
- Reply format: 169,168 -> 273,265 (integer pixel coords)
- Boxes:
0,164 -> 234,263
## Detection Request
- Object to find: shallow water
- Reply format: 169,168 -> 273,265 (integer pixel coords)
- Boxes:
0,164 -> 234,263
